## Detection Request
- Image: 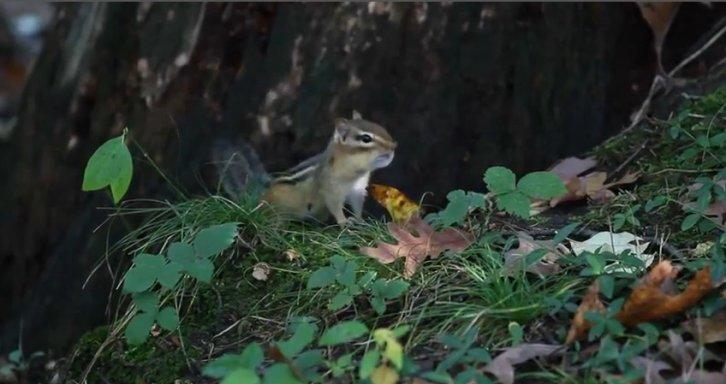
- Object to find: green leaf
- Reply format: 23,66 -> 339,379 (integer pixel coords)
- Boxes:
645,196 -> 667,212
552,222 -> 580,244
168,242 -> 211,282
8,350 -> 21,364
156,307 -> 180,331
132,291 -> 159,314
186,258 -> 215,283
202,344 -> 263,378
239,343 -> 264,369
359,349 -> 381,379
168,242 -> 195,266
193,223 -> 238,258
517,171 -> 566,199
585,253 -> 605,275
222,368 -> 260,384
377,279 -> 409,300
306,267 -> 336,289
125,312 -> 155,345
82,133 -> 133,204
495,191 -> 531,218
263,363 -> 303,384
319,320 -> 369,346
277,321 -> 317,358
681,213 -> 701,231
437,190 -> 487,227
370,295 -> 386,315
157,261 -> 183,289
328,291 -> 354,311
335,260 -> 358,288
484,166 -> 516,194
123,265 -> 157,293
508,322 -> 523,345
598,275 -> 614,299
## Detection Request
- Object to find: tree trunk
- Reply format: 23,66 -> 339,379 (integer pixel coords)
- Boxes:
0,2 -> 723,353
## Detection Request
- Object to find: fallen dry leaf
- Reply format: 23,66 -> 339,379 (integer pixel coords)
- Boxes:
504,232 -> 566,277
549,156 -> 598,181
684,180 -> 726,225
565,280 -> 605,345
569,231 -> 654,273
637,2 -> 681,74
682,310 -> 726,344
566,261 -> 715,344
482,344 -> 561,384
615,261 -> 714,327
252,262 -> 271,281
369,184 -> 421,224
550,171 -> 640,207
359,216 -> 473,278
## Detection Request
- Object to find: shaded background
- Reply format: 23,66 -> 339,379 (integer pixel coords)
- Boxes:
0,2 -> 723,355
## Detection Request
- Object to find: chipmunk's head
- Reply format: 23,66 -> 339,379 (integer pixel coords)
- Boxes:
333,113 -> 397,170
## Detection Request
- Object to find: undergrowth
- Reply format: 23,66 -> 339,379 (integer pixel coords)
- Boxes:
7,87 -> 720,383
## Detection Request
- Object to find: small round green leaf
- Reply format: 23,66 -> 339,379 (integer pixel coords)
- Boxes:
517,171 -> 566,199
132,291 -> 159,314
156,306 -> 180,331
328,291 -> 354,311
222,368 -> 260,384
125,312 -> 155,345
193,223 -> 238,258
168,242 -> 195,267
495,191 -> 531,218
187,258 -> 215,283
484,166 -> 516,194
123,266 -> 157,293
306,267 -> 336,289
319,320 -> 369,346
157,261 -> 183,289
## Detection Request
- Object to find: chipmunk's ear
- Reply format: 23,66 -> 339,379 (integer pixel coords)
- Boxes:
351,110 -> 362,120
334,118 -> 351,142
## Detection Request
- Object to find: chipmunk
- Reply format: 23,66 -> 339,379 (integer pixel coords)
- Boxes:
213,112 -> 397,225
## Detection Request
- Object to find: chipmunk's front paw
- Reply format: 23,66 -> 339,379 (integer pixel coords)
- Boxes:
337,216 -> 361,227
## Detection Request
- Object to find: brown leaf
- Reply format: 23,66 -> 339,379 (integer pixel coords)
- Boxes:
503,232 -> 564,276
550,171 -> 640,207
682,310 -> 726,344
565,280 -> 606,344
482,344 -> 561,384
637,2 -> 681,73
549,156 -> 598,181
615,261 -> 714,327
359,217 -> 473,278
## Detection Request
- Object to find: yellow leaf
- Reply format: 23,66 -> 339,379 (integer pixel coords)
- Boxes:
373,329 -> 404,370
370,365 -> 399,384
368,184 -> 420,223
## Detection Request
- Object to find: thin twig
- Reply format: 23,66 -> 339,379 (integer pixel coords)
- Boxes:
611,139 -> 649,178
669,21 -> 726,77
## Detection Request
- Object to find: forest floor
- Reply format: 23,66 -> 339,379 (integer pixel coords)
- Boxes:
4,86 -> 724,384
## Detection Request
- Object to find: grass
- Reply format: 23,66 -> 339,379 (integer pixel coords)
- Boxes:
58,87 -> 725,383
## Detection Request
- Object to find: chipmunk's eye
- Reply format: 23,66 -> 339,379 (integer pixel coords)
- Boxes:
357,134 -> 373,143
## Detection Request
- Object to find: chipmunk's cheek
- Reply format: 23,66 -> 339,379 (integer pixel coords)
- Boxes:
373,152 -> 394,169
